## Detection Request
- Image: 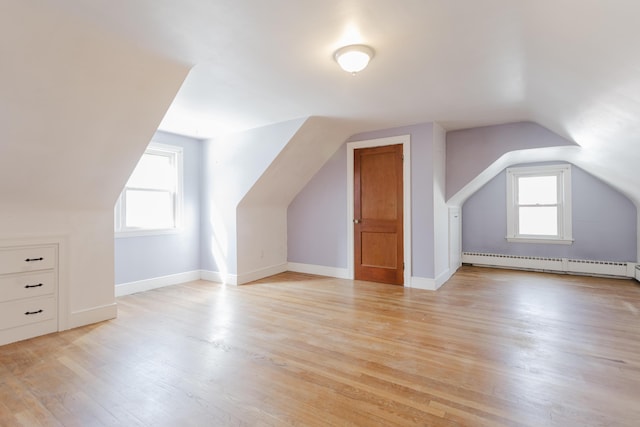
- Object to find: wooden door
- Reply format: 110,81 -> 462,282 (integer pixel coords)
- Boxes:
354,144 -> 404,285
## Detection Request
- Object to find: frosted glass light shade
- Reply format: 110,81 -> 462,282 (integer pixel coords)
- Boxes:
334,44 -> 374,74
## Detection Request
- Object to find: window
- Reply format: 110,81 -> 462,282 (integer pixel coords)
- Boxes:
506,164 -> 572,244
115,143 -> 183,236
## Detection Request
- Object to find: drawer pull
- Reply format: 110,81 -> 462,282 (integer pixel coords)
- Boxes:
25,283 -> 44,289
25,257 -> 44,262
24,309 -> 43,315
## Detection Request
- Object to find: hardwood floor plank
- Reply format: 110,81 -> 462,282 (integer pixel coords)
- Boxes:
1,267 -> 639,426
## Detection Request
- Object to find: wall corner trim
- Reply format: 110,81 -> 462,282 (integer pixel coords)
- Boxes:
201,270 -> 238,285
200,270 -> 224,284
236,263 -> 288,285
435,268 -> 452,288
409,276 -> 437,290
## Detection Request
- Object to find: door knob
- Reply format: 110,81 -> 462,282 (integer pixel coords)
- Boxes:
354,219 -> 360,224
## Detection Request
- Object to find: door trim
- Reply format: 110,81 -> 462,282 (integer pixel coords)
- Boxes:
347,135 -> 411,286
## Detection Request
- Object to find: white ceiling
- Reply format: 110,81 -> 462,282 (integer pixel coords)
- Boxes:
50,0 -> 640,201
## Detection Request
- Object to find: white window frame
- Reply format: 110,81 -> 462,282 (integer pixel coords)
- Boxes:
506,164 -> 573,245
115,142 -> 183,238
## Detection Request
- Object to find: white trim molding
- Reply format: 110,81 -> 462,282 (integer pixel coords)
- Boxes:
434,268 -> 452,289
68,303 -> 117,329
115,270 -> 201,297
236,262 -> 288,285
115,142 -> 184,237
0,321 -> 59,346
347,135 -> 412,286
409,276 -> 438,291
287,262 -> 350,279
200,270 -> 224,284
506,164 -> 573,244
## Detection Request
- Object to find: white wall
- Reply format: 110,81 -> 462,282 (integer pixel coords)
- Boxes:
236,205 -> 288,283
1,2 -> 189,331
201,117 -> 356,284
201,118 -> 306,281
432,123 -> 450,286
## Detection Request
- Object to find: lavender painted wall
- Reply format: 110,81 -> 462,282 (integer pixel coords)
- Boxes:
287,144 -> 348,268
446,122 -> 577,201
462,163 -> 637,261
287,122 -> 437,279
114,131 -> 202,284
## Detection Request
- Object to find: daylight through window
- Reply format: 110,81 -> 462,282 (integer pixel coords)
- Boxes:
115,143 -> 183,236
506,164 -> 572,244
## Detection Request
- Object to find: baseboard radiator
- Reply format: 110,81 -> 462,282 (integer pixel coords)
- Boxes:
462,252 -> 636,278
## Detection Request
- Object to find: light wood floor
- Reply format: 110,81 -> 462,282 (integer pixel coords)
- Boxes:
1,267 -> 639,426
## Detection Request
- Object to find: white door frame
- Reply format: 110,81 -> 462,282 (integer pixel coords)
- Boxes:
346,135 -> 412,286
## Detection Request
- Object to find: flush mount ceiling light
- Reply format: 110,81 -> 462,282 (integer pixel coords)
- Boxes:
334,44 -> 375,74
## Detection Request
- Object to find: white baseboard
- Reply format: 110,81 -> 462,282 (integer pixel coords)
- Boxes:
200,270 -> 238,285
116,264 -> 457,295
201,264 -> 290,286
287,262 -> 350,279
68,303 -> 117,329
410,276 -> 438,291
236,263 -> 288,285
434,268 -> 452,289
115,270 -> 201,297
287,263 -> 449,290
200,270 -> 224,284
0,320 -> 58,346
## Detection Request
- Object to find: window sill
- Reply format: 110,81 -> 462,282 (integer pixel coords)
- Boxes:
115,228 -> 181,239
506,236 -> 574,245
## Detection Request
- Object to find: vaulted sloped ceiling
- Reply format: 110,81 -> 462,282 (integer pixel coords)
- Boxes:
16,1 -> 640,204
1,1 -> 189,210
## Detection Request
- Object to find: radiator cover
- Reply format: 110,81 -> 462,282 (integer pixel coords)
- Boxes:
462,252 -> 634,278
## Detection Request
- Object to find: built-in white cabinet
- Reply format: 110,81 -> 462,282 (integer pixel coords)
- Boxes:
0,244 -> 58,345
449,207 -> 461,273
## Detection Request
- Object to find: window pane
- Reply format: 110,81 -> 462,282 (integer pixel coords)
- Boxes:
125,190 -> 174,229
127,153 -> 174,191
519,206 -> 557,235
518,176 -> 557,205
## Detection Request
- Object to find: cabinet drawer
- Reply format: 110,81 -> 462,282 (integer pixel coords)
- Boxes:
0,271 -> 56,303
0,296 -> 56,331
0,245 -> 56,275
